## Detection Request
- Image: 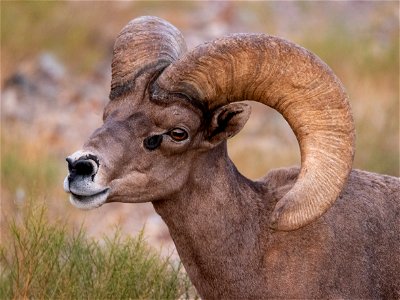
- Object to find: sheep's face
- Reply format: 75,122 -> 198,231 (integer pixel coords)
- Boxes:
63,80 -> 251,209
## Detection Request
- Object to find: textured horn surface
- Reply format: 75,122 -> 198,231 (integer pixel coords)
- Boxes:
110,16 -> 187,100
156,34 -> 355,231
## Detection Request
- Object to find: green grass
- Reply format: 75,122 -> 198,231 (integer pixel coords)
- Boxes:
0,204 -> 196,299
1,145 -> 60,198
0,131 -> 63,204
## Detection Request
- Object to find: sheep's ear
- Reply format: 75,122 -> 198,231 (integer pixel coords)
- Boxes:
203,103 -> 251,148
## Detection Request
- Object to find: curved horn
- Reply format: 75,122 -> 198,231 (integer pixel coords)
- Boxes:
155,34 -> 355,231
110,16 -> 187,100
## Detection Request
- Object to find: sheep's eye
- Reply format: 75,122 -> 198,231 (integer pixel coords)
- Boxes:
169,128 -> 188,141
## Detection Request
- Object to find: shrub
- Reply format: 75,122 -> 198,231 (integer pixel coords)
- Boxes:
0,204 -> 196,299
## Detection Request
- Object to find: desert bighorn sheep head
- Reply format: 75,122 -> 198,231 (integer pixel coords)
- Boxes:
64,16 -> 355,231
64,17 -> 399,299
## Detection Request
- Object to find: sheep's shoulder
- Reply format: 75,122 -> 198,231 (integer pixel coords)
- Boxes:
259,166 -> 300,204
259,168 -> 399,298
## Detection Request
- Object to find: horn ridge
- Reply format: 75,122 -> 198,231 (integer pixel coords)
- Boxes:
110,16 -> 187,100
156,33 -> 355,231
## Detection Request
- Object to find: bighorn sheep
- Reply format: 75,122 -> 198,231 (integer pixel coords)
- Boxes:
64,16 -> 400,299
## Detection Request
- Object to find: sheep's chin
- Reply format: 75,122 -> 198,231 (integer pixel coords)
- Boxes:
69,188 -> 110,210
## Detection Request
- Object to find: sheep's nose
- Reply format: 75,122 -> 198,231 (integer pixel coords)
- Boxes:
66,155 -> 99,181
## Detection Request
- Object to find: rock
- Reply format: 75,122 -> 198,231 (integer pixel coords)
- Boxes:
37,52 -> 65,82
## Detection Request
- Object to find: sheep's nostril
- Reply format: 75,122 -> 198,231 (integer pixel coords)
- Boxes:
74,160 -> 95,176
66,154 -> 99,182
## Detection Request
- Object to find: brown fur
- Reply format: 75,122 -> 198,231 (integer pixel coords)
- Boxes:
153,146 -> 400,299
65,17 -> 400,299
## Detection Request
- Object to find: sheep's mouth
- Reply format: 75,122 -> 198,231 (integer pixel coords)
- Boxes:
69,188 -> 110,209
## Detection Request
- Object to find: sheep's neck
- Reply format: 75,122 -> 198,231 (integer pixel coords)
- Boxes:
152,143 -> 269,298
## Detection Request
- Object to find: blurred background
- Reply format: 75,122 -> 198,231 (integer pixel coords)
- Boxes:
1,1 -> 399,254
